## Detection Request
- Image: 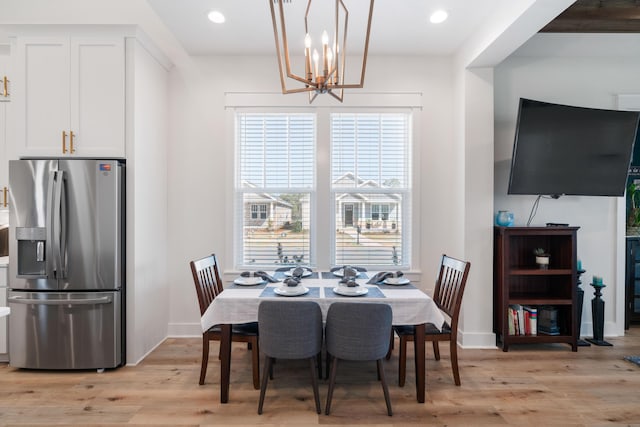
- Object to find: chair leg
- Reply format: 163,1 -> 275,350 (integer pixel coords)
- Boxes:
199,335 -> 209,385
385,330 -> 394,360
433,340 -> 441,360
309,358 -> 321,414
251,337 -> 260,390
325,356 -> 339,415
316,352 -> 323,379
325,354 -> 331,380
398,336 -> 407,387
258,356 -> 273,415
450,341 -> 461,386
377,359 -> 393,416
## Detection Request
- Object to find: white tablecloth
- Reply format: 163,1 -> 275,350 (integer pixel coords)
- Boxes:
201,275 -> 445,332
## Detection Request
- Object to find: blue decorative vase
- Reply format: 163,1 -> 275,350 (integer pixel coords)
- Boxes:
496,210 -> 514,227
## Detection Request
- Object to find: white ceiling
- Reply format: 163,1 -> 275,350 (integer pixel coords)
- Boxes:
146,0 -> 508,56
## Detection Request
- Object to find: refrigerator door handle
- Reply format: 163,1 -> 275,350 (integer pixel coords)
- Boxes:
46,170 -> 57,279
59,170 -> 68,278
52,170 -> 65,279
8,295 -> 113,305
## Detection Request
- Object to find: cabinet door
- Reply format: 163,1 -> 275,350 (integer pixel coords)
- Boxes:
70,38 -> 125,158
0,267 -> 7,358
14,37 -> 71,157
14,36 -> 125,158
0,52 -> 9,210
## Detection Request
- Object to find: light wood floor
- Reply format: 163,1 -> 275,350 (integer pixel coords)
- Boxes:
1,328 -> 639,426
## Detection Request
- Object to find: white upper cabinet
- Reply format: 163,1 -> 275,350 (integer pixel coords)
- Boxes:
13,36 -> 125,158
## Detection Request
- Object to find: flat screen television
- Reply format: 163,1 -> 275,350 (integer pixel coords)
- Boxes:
507,98 -> 640,197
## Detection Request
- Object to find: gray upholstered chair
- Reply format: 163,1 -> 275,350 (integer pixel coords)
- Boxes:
257,300 -> 323,415
325,302 -> 393,416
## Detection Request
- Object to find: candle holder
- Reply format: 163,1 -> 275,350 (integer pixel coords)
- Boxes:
585,279 -> 613,346
576,269 -> 590,347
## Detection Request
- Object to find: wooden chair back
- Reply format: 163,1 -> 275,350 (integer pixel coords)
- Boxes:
433,254 -> 471,329
190,254 -> 224,316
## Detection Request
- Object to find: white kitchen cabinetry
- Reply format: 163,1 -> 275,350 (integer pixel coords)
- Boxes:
0,263 -> 7,361
0,51 -> 9,211
13,36 -> 125,158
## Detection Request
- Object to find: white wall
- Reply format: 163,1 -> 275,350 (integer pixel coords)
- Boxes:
494,33 -> 640,337
126,38 -> 170,363
166,54 -> 470,337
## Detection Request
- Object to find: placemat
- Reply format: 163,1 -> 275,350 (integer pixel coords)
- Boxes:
226,282 -> 269,290
273,271 -> 320,280
259,286 -> 320,298
375,283 -> 417,290
321,271 -> 370,279
327,286 -> 386,298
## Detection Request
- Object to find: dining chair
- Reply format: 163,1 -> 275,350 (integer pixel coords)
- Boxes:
325,302 -> 393,416
257,300 -> 323,415
393,254 -> 471,386
190,253 -> 260,389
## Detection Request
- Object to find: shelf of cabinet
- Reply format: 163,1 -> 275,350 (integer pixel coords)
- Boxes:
494,226 -> 579,352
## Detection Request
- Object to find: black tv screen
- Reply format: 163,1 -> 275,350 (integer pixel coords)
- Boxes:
508,98 -> 640,197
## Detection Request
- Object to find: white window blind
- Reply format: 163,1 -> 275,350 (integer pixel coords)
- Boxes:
331,113 -> 411,267
236,113 -> 315,267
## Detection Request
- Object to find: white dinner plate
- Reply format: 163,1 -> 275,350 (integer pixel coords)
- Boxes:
234,277 -> 266,286
332,269 -> 362,278
333,286 -> 368,297
383,277 -> 410,285
284,268 -> 312,277
274,286 -> 309,296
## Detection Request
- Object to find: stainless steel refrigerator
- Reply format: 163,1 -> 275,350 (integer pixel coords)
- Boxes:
7,159 -> 125,370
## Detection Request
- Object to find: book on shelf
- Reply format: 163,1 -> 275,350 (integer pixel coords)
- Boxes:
538,306 -> 559,335
507,304 -> 538,336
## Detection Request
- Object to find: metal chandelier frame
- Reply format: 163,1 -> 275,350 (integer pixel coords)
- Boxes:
269,0 -> 374,103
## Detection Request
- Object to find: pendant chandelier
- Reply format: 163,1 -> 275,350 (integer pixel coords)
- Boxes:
269,0 -> 374,103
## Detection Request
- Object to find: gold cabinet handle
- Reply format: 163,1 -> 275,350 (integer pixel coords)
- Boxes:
62,130 -> 67,153
69,131 -> 75,154
2,76 -> 8,98
2,187 -> 7,208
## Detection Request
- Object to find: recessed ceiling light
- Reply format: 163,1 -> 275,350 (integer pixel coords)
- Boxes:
430,10 -> 448,24
208,10 -> 226,24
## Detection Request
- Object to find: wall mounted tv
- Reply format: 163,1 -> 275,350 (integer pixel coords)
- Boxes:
508,98 -> 640,197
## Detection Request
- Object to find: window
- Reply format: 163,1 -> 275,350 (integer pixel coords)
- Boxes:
235,111 -> 411,269
332,113 -> 411,267
371,204 -> 390,221
235,113 -> 315,267
250,204 -> 268,220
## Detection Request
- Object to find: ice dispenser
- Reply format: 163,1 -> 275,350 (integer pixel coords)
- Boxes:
16,227 -> 47,276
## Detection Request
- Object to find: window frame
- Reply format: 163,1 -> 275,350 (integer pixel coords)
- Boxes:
231,106 -> 416,272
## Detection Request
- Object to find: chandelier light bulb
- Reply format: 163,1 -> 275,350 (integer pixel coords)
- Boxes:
322,30 -> 329,45
305,33 -> 311,48
430,10 -> 448,24
207,10 -> 226,24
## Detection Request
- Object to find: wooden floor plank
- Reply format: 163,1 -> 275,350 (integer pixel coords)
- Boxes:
0,328 -> 639,425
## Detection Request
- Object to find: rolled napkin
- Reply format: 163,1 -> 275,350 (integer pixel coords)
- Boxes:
367,271 -> 403,284
283,277 -> 301,287
291,266 -> 306,278
240,271 -> 279,283
331,265 -> 367,273
339,277 -> 359,287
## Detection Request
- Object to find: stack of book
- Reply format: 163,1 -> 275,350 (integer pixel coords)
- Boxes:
537,306 -> 560,335
508,304 -> 537,335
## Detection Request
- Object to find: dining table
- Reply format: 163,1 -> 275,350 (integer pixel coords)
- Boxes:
200,270 -> 446,404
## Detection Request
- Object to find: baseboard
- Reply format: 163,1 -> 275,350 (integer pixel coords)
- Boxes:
168,321 -> 202,337
458,330 -> 497,349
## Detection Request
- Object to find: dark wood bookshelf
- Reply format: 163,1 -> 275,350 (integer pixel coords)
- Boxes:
494,226 -> 579,351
